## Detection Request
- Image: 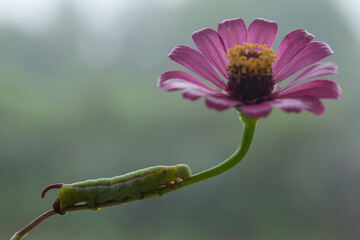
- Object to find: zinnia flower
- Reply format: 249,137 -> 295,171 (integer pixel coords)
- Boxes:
158,18 -> 341,118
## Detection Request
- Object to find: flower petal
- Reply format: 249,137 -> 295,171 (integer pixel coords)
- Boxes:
217,18 -> 247,50
205,95 -> 240,111
158,70 -> 220,101
247,18 -> 278,48
182,88 -> 216,101
158,70 -> 218,92
271,97 -> 325,116
274,41 -> 334,82
280,62 -> 338,91
169,45 -> 227,89
192,28 -> 228,78
279,80 -> 342,99
273,29 -> 314,79
239,102 -> 272,119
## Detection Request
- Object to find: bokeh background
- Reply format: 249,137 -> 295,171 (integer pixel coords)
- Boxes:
1,0 -> 359,239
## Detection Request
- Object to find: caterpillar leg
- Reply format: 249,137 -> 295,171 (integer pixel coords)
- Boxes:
165,177 -> 187,190
52,198 -> 66,216
174,178 -> 185,186
85,199 -> 97,209
165,182 -> 175,190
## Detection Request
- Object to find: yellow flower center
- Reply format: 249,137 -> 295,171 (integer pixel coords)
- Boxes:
225,43 -> 277,104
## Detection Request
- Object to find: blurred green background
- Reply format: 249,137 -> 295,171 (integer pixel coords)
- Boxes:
1,0 -> 359,239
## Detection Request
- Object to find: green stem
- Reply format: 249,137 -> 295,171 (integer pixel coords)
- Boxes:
10,210 -> 56,240
189,113 -> 257,181
157,112 -> 258,194
10,112 -> 258,240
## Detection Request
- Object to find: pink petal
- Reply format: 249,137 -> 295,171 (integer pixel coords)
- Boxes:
192,28 -> 228,78
217,18 -> 247,50
281,62 -> 338,91
247,18 -> 278,48
271,97 -> 325,116
158,70 -> 220,101
158,70 -> 218,92
205,95 -> 240,111
279,80 -> 342,99
169,45 -> 227,89
274,41 -> 333,82
239,102 -> 272,119
182,88 -> 216,101
273,29 -> 314,78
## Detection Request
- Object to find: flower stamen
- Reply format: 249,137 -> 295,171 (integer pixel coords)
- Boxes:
225,43 -> 277,104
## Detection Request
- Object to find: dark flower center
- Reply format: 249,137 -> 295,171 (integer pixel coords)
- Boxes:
225,43 -> 277,105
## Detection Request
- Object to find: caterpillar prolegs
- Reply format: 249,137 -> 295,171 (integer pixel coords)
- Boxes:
42,164 -> 192,215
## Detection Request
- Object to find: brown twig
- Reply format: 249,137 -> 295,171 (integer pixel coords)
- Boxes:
10,186 -> 170,240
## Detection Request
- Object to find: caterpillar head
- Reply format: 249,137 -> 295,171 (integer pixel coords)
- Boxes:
153,164 -> 191,186
174,164 -> 192,180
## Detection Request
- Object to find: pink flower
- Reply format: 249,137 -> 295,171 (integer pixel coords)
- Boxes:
158,18 -> 342,119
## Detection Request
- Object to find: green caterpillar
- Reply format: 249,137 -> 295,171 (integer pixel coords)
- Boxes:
42,164 -> 192,215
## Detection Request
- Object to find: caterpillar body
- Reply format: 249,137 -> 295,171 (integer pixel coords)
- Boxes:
42,164 -> 192,215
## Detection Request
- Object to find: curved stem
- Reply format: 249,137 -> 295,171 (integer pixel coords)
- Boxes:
10,210 -> 56,240
10,113 -> 258,240
157,112 -> 259,194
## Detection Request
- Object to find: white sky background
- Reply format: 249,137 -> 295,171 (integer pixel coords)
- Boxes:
0,0 -> 189,33
0,0 -> 357,30
0,0 -> 192,66
331,0 -> 360,42
0,0 -> 127,33
0,0 -> 358,32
